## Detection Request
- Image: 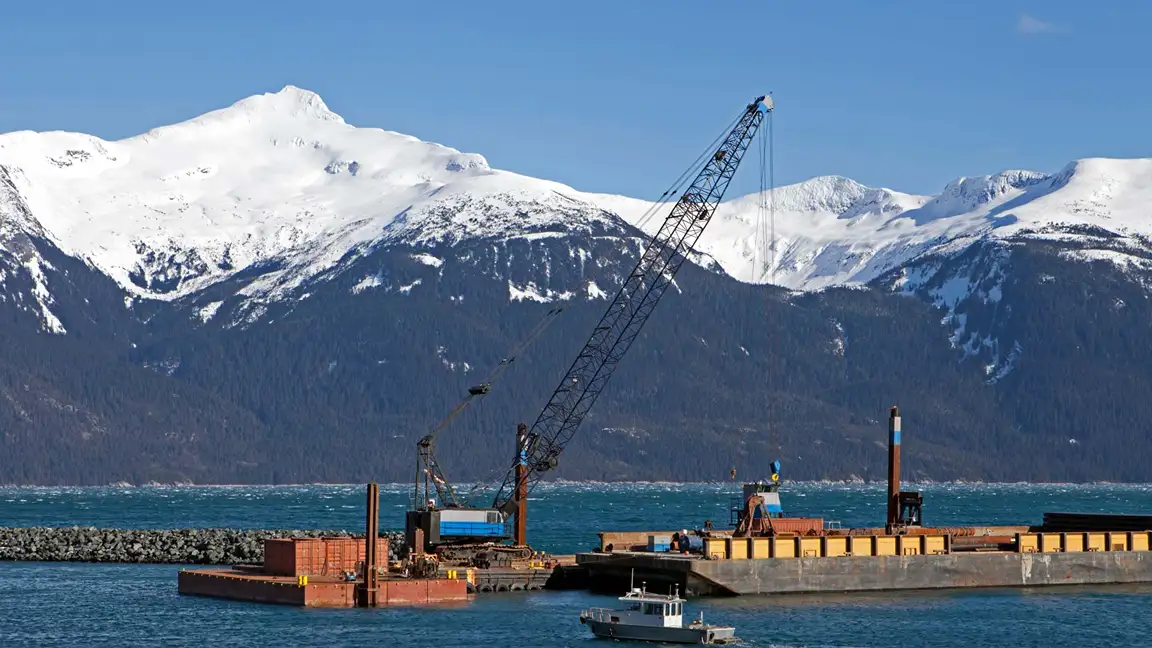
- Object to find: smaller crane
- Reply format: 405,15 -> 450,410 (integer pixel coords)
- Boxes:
412,307 -> 563,512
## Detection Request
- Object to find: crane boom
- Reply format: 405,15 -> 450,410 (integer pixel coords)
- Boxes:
493,95 -> 774,515
414,306 -> 563,510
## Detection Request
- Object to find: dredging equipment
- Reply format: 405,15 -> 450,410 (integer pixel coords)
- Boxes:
404,94 -> 775,562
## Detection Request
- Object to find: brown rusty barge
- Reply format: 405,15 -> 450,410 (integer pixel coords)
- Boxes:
176,482 -> 573,607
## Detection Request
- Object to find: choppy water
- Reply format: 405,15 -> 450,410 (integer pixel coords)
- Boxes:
3,482 -> 1152,646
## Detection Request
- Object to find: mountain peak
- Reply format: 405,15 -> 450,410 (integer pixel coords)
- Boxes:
131,85 -> 344,144
228,85 -> 343,123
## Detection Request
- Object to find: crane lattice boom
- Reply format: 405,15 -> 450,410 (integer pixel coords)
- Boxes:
493,95 -> 774,514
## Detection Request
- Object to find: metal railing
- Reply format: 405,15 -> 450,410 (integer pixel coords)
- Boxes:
581,608 -> 618,623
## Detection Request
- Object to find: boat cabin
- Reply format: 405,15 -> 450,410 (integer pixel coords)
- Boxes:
589,586 -> 686,628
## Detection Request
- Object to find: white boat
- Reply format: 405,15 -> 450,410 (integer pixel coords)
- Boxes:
579,582 -> 737,645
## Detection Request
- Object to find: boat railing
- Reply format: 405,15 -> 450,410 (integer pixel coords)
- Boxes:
580,607 -> 618,623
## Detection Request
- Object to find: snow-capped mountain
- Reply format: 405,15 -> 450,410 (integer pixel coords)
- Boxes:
5,84 -> 1152,486
612,158 -> 1152,292
0,86 -> 641,312
4,84 -> 1150,318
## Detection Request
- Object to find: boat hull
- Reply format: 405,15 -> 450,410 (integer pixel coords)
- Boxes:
582,618 -> 736,644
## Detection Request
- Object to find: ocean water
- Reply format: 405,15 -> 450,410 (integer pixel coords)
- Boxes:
3,482 -> 1152,647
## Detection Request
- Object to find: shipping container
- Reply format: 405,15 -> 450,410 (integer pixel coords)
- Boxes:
263,537 -> 390,576
264,538 -> 325,576
765,518 -> 824,535
647,535 -> 672,552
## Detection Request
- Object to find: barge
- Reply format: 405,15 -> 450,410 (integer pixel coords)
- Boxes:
578,406 -> 1152,597
178,568 -> 467,607
577,529 -> 1152,596
175,482 -> 574,607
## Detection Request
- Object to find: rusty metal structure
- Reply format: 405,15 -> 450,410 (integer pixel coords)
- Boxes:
886,405 -> 922,533
886,406 -> 901,528
513,423 -> 529,547
732,495 -> 775,537
358,482 -> 380,607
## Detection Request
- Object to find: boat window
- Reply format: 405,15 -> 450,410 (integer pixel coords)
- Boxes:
628,602 -> 641,611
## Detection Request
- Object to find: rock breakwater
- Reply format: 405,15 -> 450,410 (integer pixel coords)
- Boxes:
0,527 -> 406,564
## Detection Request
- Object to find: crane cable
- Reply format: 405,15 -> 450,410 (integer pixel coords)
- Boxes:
762,104 -> 779,462
748,99 -> 779,474
735,101 -> 777,484
634,110 -> 747,233
418,307 -> 564,508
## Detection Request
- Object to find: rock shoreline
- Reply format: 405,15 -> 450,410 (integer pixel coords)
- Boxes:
0,527 -> 406,565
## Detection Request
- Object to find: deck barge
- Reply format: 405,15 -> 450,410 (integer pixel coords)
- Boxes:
577,529 -> 1152,596
178,568 -> 467,607
578,406 -> 1152,597
174,483 -> 576,606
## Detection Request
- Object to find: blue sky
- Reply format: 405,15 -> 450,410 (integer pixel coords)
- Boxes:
1,1 -> 1148,199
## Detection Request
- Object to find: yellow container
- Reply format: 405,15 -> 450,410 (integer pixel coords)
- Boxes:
875,536 -> 897,556
924,535 -> 947,555
825,536 -> 849,557
1063,533 -> 1084,553
799,537 -> 821,558
1108,532 -> 1128,551
751,538 -> 771,559
848,536 -> 871,557
1017,533 -> 1039,553
773,537 -> 796,559
728,537 -> 749,560
1086,533 -> 1107,552
899,536 -> 921,556
705,538 -> 727,560
1039,533 -> 1062,553
1132,532 -> 1150,552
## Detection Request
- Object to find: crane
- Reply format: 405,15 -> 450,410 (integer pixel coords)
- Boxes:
411,307 -> 563,511
405,94 -> 774,556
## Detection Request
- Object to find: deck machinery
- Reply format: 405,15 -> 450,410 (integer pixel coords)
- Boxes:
405,94 -> 775,563
730,461 -> 786,536
406,309 -> 562,556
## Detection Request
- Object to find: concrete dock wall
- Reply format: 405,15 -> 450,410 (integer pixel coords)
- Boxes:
578,550 -> 1152,596
697,550 -> 1152,594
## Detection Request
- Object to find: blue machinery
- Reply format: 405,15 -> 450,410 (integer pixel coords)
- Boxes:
730,460 -> 785,533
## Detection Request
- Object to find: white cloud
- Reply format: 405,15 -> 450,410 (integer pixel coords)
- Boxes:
1017,13 -> 1065,35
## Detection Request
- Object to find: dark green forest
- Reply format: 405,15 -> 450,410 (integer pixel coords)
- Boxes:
2,230 -> 1151,485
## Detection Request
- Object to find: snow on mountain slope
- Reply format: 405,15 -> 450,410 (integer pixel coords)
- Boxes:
1,84 -> 1151,307
0,86 -> 622,301
0,166 -> 68,333
602,159 -> 1152,292
591,177 -> 933,288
